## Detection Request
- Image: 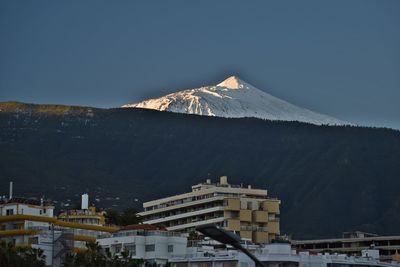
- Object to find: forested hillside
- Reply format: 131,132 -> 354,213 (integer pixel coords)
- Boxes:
1,102 -> 399,239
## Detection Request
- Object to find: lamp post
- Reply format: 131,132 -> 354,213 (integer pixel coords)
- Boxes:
196,224 -> 265,267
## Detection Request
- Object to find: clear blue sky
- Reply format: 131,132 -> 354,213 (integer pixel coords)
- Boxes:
0,1 -> 399,129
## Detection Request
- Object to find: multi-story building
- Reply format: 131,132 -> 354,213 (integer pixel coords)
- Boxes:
171,243 -> 400,267
0,190 -> 119,267
97,224 -> 188,265
0,197 -> 55,245
58,194 -> 106,226
58,206 -> 106,225
292,231 -> 400,262
138,176 -> 280,244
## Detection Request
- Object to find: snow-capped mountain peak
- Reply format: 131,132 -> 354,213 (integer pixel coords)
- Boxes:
217,76 -> 247,89
122,76 -> 349,126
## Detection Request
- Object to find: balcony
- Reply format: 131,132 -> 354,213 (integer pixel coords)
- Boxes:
239,210 -> 252,222
253,231 -> 268,244
240,230 -> 252,240
226,218 -> 240,231
262,200 -> 280,214
224,199 -> 240,211
268,221 -> 280,235
253,210 -> 268,223
240,225 -> 253,231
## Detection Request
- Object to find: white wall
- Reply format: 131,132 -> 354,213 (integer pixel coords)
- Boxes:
97,231 -> 187,264
0,203 -> 54,217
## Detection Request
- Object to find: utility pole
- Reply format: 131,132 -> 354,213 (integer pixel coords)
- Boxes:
51,223 -> 55,267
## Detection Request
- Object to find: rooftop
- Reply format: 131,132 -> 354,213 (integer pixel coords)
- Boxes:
0,197 -> 53,207
98,224 -> 183,239
142,176 -> 269,209
121,224 -> 167,231
191,176 -> 261,191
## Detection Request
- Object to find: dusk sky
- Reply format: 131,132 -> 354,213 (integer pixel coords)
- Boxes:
0,1 -> 399,129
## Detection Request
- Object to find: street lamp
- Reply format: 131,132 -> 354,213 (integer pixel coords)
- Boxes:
196,224 -> 265,267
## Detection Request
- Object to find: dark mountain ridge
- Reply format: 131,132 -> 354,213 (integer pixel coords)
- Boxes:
0,101 -> 399,239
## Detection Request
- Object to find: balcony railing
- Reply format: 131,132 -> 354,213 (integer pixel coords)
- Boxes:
268,218 -> 280,222
240,226 -> 268,232
98,230 -> 183,239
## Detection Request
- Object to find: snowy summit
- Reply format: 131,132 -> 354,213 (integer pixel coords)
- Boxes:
122,76 -> 348,125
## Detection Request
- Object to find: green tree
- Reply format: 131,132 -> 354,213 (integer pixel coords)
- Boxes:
120,208 -> 142,226
105,208 -> 142,226
0,241 -> 46,267
188,231 -> 200,240
105,209 -> 121,225
62,242 -> 148,267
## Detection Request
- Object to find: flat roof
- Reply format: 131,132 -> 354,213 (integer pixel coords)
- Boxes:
142,185 -> 268,208
0,197 -> 54,207
292,235 -> 400,244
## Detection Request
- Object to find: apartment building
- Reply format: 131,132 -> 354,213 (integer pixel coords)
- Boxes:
292,231 -> 400,262
97,224 -> 188,265
0,191 -> 119,266
58,194 -> 106,226
138,176 -> 280,244
0,197 -> 55,245
171,243 -> 400,267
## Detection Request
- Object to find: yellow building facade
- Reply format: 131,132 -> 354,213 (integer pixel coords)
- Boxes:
58,205 -> 106,226
0,197 -> 119,265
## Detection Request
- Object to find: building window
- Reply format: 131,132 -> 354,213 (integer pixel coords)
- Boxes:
28,237 -> 39,245
168,245 -> 174,253
6,209 -> 13,216
111,244 -> 122,254
124,243 -> 136,256
145,244 -> 155,252
197,262 -> 212,267
222,262 -> 237,267
247,202 -> 253,210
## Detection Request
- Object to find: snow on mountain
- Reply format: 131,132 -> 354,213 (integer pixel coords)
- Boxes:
122,76 -> 348,125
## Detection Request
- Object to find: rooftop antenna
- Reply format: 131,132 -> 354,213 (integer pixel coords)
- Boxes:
9,181 -> 13,200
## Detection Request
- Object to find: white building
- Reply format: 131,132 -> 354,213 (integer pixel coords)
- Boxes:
171,243 -> 400,267
292,231 -> 400,262
0,197 -> 55,245
97,224 -> 188,265
0,194 -> 118,267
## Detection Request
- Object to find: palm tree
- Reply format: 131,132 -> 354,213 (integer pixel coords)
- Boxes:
62,241 -> 149,267
62,252 -> 77,267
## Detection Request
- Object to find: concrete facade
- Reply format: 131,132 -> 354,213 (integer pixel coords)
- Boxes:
171,243 -> 400,267
97,226 -> 188,265
292,232 -> 400,262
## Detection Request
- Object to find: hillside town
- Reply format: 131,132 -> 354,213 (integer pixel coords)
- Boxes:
1,177 -> 400,267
